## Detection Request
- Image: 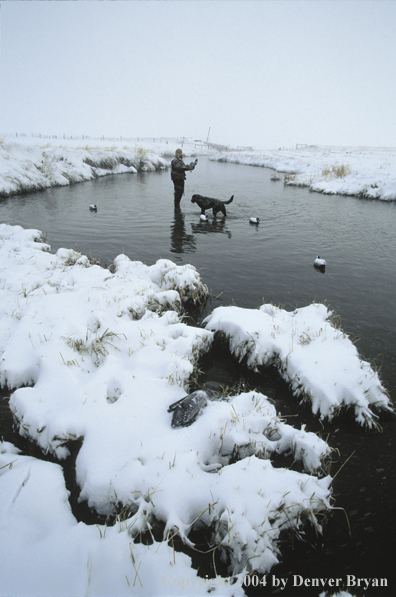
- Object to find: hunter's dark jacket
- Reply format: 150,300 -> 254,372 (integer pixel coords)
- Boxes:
171,157 -> 195,182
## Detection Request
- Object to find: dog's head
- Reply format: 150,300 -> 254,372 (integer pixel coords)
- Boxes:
191,195 -> 198,204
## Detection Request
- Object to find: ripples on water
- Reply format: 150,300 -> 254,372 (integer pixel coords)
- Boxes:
1,157 -> 395,594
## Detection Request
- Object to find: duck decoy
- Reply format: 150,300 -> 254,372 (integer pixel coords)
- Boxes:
168,383 -> 224,428
200,214 -> 208,221
314,255 -> 326,267
249,217 -> 260,224
168,390 -> 208,428
89,205 -> 98,211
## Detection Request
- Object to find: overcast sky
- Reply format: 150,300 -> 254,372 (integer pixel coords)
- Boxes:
1,0 -> 395,149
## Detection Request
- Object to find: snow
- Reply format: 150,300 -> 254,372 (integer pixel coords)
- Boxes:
0,444 -> 234,597
0,138 -> 167,197
211,145 -> 396,201
204,303 -> 392,428
0,224 -> 337,595
0,134 -> 212,198
2,135 -> 395,202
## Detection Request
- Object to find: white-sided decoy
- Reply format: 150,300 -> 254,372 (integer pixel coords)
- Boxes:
314,255 -> 326,267
249,217 -> 260,224
89,204 -> 98,211
200,214 -> 208,221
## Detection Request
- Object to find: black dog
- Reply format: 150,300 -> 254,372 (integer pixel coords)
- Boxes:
191,194 -> 234,217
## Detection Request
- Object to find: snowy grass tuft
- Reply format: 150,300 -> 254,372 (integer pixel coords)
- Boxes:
204,303 -> 393,428
322,163 -> 352,179
1,444 -> 243,597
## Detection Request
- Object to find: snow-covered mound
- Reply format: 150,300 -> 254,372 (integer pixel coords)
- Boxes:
204,303 -> 393,428
0,442 -> 242,597
0,141 -> 168,197
212,146 -> 396,201
0,224 -> 333,593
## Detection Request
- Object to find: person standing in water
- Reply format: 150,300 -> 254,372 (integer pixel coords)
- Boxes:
171,148 -> 198,208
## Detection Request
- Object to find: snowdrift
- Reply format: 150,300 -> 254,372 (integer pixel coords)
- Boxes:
1,442 -> 239,597
204,304 -> 392,428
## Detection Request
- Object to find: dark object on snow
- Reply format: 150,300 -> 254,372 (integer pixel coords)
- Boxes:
169,390 -> 208,428
168,383 -> 224,428
191,194 -> 234,217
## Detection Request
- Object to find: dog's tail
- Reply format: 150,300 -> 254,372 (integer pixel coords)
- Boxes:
224,195 -> 234,205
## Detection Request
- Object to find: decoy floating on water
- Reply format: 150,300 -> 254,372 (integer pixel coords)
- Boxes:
314,256 -> 326,274
89,205 -> 98,211
200,214 -> 208,221
314,255 -> 326,267
249,217 -> 260,224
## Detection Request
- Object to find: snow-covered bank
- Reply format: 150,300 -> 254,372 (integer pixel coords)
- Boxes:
0,224 -> 336,595
2,135 -> 395,202
1,441 -> 222,597
211,146 -> 396,201
0,135 -> 209,198
0,141 -> 169,198
204,304 -> 393,429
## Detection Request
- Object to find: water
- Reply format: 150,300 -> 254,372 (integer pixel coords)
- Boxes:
1,158 -> 395,595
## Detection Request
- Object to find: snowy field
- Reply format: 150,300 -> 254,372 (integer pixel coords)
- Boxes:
211,145 -> 396,201
0,222 -> 392,596
1,134 -> 395,201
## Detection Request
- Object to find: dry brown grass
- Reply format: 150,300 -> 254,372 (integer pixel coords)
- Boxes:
322,164 -> 352,179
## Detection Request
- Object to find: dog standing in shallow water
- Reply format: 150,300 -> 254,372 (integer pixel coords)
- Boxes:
191,194 -> 234,217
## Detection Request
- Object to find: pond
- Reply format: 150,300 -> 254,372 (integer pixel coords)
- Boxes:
1,157 -> 395,595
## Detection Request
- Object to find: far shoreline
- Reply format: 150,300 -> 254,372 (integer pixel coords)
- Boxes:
1,134 -> 396,202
